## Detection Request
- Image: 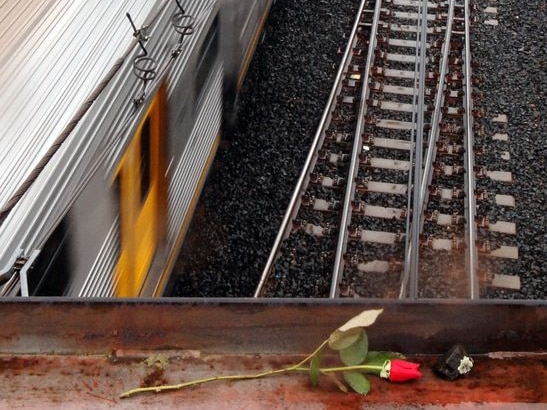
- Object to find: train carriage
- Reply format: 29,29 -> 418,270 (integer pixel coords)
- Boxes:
0,0 -> 272,297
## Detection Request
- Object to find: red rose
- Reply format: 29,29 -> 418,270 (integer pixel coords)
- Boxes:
385,359 -> 421,382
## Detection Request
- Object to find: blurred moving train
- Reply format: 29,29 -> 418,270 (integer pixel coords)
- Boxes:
0,0 -> 273,297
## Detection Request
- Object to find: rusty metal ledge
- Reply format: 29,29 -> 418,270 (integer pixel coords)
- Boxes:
0,299 -> 545,407
0,352 -> 545,408
0,298 -> 544,355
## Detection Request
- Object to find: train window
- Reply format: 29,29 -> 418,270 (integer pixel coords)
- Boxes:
195,15 -> 219,104
115,85 -> 167,297
29,220 -> 71,296
140,117 -> 151,203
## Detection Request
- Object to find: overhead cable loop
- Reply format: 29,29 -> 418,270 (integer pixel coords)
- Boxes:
127,12 -> 157,106
171,0 -> 195,57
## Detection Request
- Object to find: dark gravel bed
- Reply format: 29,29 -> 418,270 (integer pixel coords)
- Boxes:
170,1 -> 545,300
170,0 -> 360,297
471,1 -> 545,299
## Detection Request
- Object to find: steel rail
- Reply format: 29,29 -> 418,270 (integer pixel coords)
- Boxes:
408,0 -> 429,298
329,0 -> 383,298
417,1 -> 455,220
254,0 -> 371,297
400,0 -> 427,299
464,0 -> 479,299
403,0 -> 456,298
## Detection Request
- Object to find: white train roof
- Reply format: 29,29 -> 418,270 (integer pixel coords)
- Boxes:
0,0 -> 219,276
0,0 -> 160,213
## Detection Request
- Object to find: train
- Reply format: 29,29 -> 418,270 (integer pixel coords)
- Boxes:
0,0 -> 273,297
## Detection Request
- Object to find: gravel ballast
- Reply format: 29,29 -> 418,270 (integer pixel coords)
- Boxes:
171,0 -> 360,296
471,1 -> 545,299
171,0 -> 545,299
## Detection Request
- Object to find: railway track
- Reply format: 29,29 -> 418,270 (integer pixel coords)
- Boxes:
254,0 -> 517,299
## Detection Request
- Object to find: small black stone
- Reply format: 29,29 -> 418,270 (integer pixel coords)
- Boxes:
433,344 -> 473,381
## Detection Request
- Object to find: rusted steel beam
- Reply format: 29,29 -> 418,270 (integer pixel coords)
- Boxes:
0,352 -> 545,408
0,299 -> 544,355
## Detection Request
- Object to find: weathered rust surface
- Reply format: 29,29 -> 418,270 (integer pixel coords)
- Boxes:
0,299 -> 545,407
0,352 -> 545,408
0,299 -> 544,354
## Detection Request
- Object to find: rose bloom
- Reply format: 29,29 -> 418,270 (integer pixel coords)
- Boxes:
385,359 -> 422,382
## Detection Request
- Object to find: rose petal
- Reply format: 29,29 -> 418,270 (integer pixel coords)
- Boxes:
389,359 -> 422,382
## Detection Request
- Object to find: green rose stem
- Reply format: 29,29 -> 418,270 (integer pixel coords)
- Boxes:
120,340 -> 385,399
120,340 -> 331,399
120,309 -> 388,398
294,364 -> 384,374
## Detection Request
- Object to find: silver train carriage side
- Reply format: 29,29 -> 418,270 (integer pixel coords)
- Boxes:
0,0 -> 273,297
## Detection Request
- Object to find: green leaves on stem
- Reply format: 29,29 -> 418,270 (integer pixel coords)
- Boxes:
120,308 -> 416,399
343,371 -> 371,395
339,330 -> 368,366
304,308 -> 410,395
309,352 -> 321,387
328,308 -> 383,350
365,351 -> 406,368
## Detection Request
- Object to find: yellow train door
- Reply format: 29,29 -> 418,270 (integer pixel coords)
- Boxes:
115,86 -> 166,297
